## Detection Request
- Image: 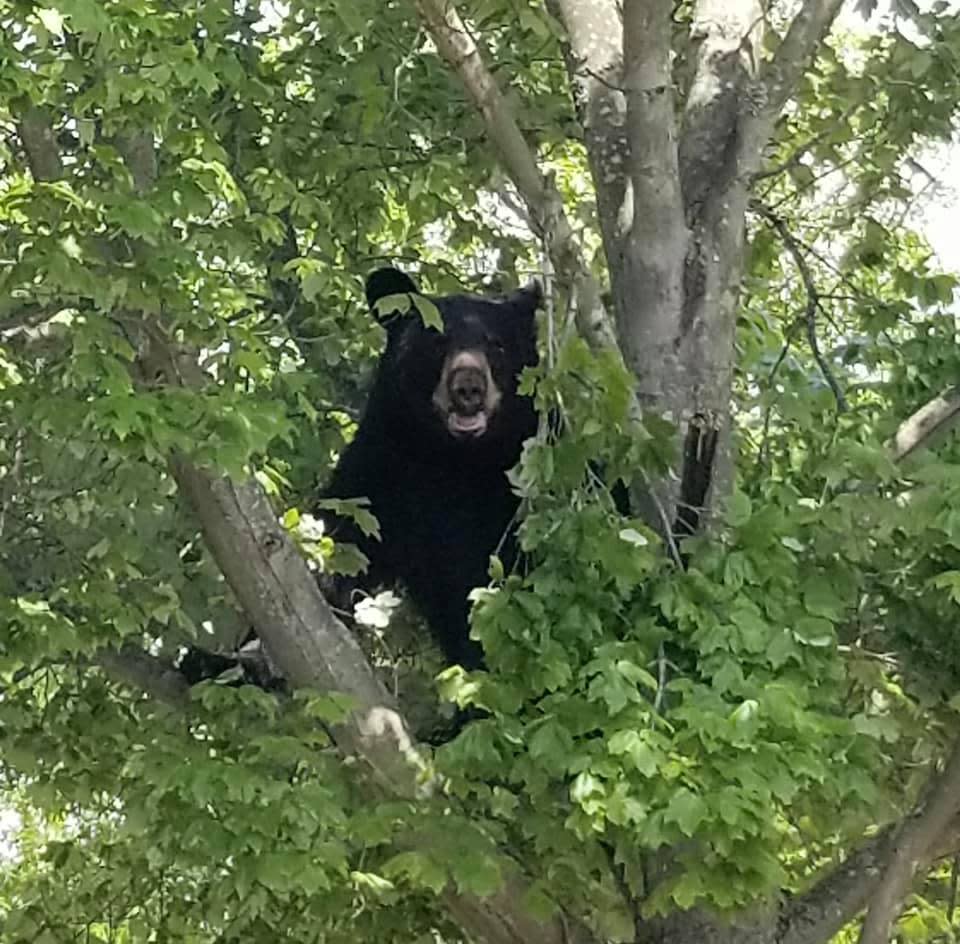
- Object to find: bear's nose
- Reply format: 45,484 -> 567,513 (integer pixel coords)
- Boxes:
449,366 -> 486,414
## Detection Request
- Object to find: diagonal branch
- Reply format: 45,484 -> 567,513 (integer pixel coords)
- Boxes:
138,332 -> 422,795
858,739 -> 960,944
754,203 -> 848,411
888,388 -> 960,463
138,331 -> 598,944
780,783 -> 960,944
411,0 -> 619,355
736,0 -> 846,180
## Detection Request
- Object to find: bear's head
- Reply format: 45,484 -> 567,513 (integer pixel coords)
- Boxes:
364,266 -> 540,459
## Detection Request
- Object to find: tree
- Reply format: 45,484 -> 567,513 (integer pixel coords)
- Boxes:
2,0 -> 960,941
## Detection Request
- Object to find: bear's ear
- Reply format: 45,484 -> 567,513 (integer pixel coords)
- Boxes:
365,267 -> 419,322
507,280 -> 542,318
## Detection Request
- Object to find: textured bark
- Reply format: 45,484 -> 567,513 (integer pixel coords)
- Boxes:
619,0 -> 687,409
546,0 -> 629,301
17,107 -> 63,181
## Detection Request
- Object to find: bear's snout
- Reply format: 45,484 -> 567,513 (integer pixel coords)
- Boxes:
432,349 -> 503,438
449,365 -> 487,415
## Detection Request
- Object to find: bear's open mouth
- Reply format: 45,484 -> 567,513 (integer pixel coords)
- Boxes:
447,411 -> 488,437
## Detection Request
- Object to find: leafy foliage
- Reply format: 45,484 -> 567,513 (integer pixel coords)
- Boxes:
1,0 -> 960,942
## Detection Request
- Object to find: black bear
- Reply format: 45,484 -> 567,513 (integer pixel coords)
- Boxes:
321,266 -> 541,669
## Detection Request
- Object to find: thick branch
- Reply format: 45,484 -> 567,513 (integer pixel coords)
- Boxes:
18,107 -> 64,182
99,645 -> 191,708
620,0 -> 688,402
858,739 -> 960,944
546,0 -> 629,273
888,387 -> 960,463
780,758 -> 960,944
779,826 -> 899,944
680,0 -> 763,214
142,339 -> 420,794
736,0 -> 845,180
412,0 -> 618,354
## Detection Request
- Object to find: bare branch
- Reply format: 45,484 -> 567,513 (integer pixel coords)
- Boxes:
98,645 -> 191,708
754,203 -> 848,411
888,388 -> 960,464
18,106 -> 64,182
412,0 -> 619,355
858,740 -> 960,944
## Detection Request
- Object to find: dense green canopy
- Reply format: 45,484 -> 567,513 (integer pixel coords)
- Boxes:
2,1 -> 960,942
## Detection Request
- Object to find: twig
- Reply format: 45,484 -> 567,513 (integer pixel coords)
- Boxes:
754,203 -> 848,412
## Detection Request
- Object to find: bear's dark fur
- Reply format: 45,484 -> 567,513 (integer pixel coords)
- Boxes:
321,266 -> 541,669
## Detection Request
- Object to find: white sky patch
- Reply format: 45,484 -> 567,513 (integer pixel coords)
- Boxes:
0,807 -> 22,863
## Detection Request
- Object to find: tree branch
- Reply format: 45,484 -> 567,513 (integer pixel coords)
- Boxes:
18,106 -> 64,182
619,0 -> 688,401
136,331 -> 597,944
858,739 -> 960,944
411,0 -> 618,355
679,0 -> 763,214
139,331 -> 422,795
736,0 -> 846,180
0,303 -> 72,339
545,0 -> 629,286
778,825 -> 900,944
754,203 -> 848,412
888,388 -> 960,463
98,645 -> 191,708
778,756 -> 960,944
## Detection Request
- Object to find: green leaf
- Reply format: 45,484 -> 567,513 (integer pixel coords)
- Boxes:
665,789 -> 707,837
